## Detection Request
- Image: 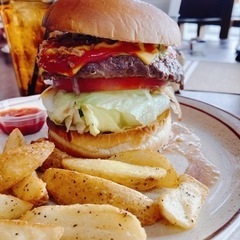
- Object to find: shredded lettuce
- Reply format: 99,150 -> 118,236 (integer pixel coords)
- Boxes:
42,88 -> 170,136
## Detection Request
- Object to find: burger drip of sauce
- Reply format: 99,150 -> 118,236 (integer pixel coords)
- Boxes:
38,35 -> 159,76
162,122 -> 220,188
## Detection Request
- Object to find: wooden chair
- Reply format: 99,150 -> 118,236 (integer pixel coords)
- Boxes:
178,0 -> 235,39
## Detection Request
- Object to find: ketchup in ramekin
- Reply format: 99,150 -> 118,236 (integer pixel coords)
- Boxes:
0,107 -> 46,135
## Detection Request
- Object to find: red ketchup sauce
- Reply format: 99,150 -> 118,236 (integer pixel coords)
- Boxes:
0,107 -> 46,135
39,41 -> 158,76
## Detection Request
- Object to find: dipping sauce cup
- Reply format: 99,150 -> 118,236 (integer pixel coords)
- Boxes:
0,107 -> 46,135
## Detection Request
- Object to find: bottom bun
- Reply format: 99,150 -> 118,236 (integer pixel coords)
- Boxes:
47,109 -> 172,158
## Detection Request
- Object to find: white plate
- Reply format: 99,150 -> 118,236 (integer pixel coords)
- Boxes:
0,95 -> 239,240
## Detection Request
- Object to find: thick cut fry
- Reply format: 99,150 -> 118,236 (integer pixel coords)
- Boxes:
21,204 -> 147,240
11,174 -> 49,206
2,131 -> 50,205
0,219 -> 63,240
3,128 -> 26,152
110,149 -> 179,188
0,141 -> 54,192
42,168 -> 160,226
39,146 -> 70,172
62,158 -> 166,191
157,174 -> 209,229
32,138 -> 70,172
0,193 -> 33,219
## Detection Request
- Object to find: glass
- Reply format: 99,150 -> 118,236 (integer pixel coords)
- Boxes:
1,0 -> 52,95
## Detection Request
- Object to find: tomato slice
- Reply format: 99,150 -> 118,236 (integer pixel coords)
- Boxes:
53,77 -> 167,93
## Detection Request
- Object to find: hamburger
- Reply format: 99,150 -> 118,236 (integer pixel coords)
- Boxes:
38,0 -> 184,158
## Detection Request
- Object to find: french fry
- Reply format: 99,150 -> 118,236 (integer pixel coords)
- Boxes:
157,174 -> 209,229
21,204 -> 147,240
3,128 -> 26,152
31,138 -> 70,172
39,145 -> 70,172
0,219 -> 63,240
2,130 -> 49,206
0,193 -> 33,219
0,141 -> 54,192
11,174 -> 49,206
62,158 -> 166,191
42,168 -> 160,226
110,149 -> 179,188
